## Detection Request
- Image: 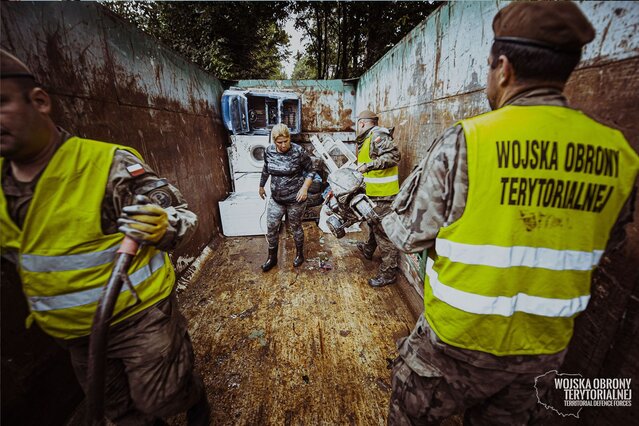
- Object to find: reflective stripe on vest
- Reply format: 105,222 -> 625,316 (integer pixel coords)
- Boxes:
21,243 -> 121,272
425,257 -> 590,317
436,238 -> 603,271
364,175 -> 399,184
357,129 -> 399,197
0,137 -> 175,339
29,252 -> 166,311
423,105 -> 639,356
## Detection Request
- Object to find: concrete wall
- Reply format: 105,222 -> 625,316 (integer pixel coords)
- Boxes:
357,2 -> 639,424
1,3 -> 231,424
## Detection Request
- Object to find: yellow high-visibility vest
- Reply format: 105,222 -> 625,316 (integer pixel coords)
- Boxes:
357,128 -> 400,197
424,105 -> 639,355
0,137 -> 174,339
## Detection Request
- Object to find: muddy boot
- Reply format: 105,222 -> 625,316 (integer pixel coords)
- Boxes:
261,245 -> 278,272
368,271 -> 397,288
293,242 -> 304,267
357,242 -> 374,260
186,392 -> 211,426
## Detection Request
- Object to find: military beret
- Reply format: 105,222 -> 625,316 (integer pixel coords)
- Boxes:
0,49 -> 35,80
357,110 -> 378,120
493,2 -> 595,53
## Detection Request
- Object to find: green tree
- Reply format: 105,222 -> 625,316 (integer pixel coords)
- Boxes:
291,52 -> 318,80
289,1 -> 441,79
102,1 -> 290,80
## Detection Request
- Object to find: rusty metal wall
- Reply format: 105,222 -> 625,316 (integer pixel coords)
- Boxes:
1,3 -> 231,424
357,2 -> 639,424
235,79 -> 356,134
1,2 -> 231,267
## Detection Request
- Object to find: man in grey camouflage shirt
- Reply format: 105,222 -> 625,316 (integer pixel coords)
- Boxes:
355,110 -> 401,287
381,2 -> 638,425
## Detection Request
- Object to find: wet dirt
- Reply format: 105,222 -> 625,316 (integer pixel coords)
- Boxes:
174,224 -> 419,425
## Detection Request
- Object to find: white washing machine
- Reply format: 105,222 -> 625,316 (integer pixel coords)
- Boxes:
232,172 -> 271,194
218,192 -> 268,237
228,135 -> 271,174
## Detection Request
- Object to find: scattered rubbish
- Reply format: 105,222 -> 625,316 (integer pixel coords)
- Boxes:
320,262 -> 333,271
248,329 -> 268,346
319,237 -> 324,245
318,252 -> 333,271
230,305 -> 257,319
339,330 -> 351,337
302,375 -> 310,384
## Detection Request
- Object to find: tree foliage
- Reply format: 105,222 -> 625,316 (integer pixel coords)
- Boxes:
103,1 -> 440,80
290,1 -> 441,79
102,1 -> 290,80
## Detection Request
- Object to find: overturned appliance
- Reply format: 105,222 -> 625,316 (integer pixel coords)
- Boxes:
324,168 -> 379,238
221,89 -> 301,135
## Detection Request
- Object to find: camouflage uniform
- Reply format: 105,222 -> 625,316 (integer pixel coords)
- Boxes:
389,315 -> 565,425
1,130 -> 206,425
260,142 -> 313,248
266,198 -> 306,246
381,90 -> 603,425
356,127 -> 401,278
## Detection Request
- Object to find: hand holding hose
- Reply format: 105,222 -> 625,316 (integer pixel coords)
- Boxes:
117,195 -> 169,245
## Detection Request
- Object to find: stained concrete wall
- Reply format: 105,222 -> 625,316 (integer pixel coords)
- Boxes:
357,2 -> 639,424
1,3 -> 231,424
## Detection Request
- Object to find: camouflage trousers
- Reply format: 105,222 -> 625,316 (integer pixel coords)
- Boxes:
362,199 -> 399,277
388,317 -> 562,426
63,295 -> 205,425
266,198 -> 306,248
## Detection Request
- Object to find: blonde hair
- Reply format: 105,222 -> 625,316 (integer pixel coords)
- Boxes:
271,124 -> 290,142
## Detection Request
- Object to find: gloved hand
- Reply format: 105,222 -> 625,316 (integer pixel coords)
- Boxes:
118,195 -> 169,245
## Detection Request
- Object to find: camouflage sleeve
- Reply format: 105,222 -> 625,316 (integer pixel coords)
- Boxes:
366,131 -> 401,171
260,156 -> 269,187
102,149 -> 198,252
381,125 -> 468,253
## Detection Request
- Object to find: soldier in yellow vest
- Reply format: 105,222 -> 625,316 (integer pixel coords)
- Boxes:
0,50 -> 210,425
381,3 -> 639,425
355,110 -> 401,287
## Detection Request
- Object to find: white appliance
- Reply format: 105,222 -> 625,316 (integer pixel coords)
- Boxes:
219,192 -> 269,237
232,172 -> 271,194
228,135 -> 271,173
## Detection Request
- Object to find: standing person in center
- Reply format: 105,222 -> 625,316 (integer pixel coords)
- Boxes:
355,110 -> 401,287
259,124 -> 314,272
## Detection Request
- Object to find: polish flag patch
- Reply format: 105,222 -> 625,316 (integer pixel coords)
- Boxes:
126,163 -> 145,177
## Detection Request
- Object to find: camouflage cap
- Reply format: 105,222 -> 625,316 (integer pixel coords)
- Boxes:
357,110 -> 378,120
493,2 -> 595,53
0,49 -> 35,80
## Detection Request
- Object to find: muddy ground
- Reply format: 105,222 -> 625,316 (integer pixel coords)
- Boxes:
174,223 -> 422,425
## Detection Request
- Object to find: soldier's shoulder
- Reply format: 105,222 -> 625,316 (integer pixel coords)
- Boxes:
371,126 -> 392,141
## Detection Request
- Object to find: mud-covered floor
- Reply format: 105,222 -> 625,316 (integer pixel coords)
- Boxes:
175,223 -> 421,425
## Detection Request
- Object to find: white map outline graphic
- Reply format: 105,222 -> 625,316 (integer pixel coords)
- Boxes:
534,370 -> 583,419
